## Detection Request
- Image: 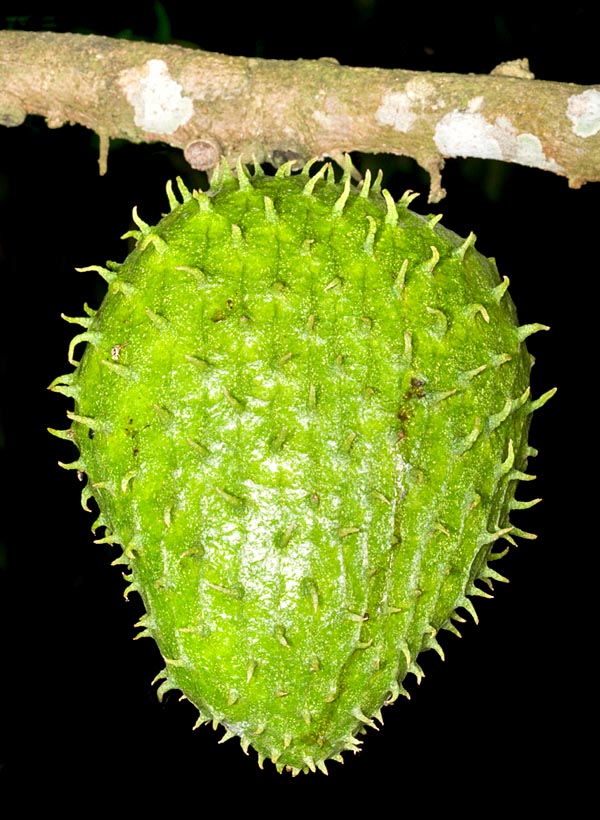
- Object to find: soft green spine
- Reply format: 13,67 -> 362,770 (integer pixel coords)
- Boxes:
54,163 -> 551,774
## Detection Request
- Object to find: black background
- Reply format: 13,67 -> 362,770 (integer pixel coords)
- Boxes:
1,1 -> 595,808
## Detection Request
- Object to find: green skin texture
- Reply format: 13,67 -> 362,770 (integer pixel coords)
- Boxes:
53,161 -> 550,774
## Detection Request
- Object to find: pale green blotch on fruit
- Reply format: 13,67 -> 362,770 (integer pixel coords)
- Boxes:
50,158 -> 554,775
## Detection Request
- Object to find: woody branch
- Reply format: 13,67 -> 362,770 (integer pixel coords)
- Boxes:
1,30 -> 598,201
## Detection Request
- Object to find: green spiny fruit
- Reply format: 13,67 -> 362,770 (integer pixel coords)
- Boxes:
51,157 -> 554,775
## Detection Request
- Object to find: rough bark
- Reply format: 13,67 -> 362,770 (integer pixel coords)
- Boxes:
1,30 -> 598,201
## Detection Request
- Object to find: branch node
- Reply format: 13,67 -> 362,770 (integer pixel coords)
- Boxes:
0,92 -> 26,128
420,153 -> 446,203
98,130 -> 110,176
490,58 -> 535,80
184,137 -> 222,171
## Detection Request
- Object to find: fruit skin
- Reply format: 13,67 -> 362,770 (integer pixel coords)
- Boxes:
50,158 -> 553,774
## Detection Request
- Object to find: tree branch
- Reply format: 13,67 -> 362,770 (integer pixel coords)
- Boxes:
1,30 -> 598,201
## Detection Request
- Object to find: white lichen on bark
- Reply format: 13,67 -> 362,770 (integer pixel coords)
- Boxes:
434,98 -> 563,172
119,59 -> 194,135
566,89 -> 600,138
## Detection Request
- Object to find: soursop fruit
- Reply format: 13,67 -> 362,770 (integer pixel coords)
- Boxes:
50,158 -> 554,774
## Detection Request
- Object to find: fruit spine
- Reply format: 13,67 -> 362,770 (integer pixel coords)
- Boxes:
50,157 -> 554,774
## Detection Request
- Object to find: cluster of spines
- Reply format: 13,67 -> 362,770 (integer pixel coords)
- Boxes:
48,156 -> 554,775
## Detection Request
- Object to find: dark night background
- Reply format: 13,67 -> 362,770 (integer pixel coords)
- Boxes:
1,1 -> 595,808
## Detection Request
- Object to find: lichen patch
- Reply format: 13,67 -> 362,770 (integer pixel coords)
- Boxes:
119,59 -> 194,134
312,108 -> 340,130
375,80 -> 439,132
312,92 -> 355,134
566,89 -> 600,138
434,109 -> 562,172
376,92 -> 416,133
512,132 -> 558,170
